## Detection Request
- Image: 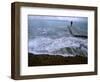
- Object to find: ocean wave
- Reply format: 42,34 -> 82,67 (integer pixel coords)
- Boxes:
28,36 -> 87,56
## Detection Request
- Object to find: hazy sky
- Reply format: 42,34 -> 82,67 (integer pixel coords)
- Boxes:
28,15 -> 87,22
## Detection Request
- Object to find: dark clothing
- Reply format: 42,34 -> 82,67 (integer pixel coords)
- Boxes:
71,21 -> 73,26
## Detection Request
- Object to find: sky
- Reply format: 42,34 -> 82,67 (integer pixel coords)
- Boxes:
28,15 -> 87,22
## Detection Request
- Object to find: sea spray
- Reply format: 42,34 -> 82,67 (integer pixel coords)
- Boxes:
28,36 -> 87,57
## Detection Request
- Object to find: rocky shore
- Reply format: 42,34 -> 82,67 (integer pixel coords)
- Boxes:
28,53 -> 87,66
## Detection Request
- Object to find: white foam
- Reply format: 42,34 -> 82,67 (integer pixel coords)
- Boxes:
28,36 -> 87,56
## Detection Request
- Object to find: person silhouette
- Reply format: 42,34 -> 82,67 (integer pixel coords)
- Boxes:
71,21 -> 73,26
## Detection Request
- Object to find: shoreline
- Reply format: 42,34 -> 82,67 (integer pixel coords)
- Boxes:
28,53 -> 87,66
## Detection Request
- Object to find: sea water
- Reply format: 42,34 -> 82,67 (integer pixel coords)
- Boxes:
28,17 -> 88,57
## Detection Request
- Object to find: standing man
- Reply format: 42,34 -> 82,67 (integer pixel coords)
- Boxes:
71,21 -> 73,26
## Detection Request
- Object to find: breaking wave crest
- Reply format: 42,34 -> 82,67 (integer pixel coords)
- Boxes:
28,36 -> 87,57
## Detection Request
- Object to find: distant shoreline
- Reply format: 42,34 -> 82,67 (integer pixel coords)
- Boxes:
28,53 -> 87,66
